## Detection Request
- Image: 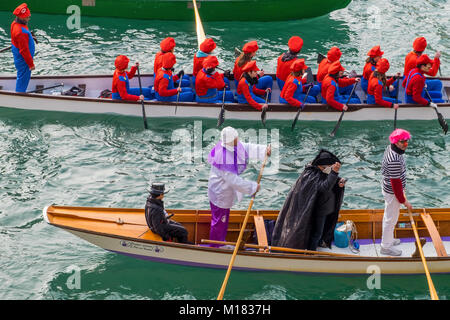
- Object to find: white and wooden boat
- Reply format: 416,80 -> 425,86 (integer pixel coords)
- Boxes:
43,205 -> 450,275
1,74 -> 449,122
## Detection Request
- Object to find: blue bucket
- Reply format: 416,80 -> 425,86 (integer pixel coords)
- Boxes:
334,222 -> 351,248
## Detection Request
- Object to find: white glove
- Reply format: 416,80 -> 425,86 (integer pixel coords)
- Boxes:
302,72 -> 308,79
429,102 -> 438,108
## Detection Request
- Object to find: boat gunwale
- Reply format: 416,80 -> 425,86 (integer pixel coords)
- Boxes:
1,89 -> 449,112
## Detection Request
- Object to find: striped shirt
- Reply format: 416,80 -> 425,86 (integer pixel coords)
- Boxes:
381,145 -> 406,194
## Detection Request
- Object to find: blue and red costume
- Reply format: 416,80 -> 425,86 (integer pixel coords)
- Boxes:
195,56 -> 234,103
236,61 -> 267,110
279,59 -> 316,107
154,52 -> 194,102
10,4 -> 35,93
403,67 -> 444,105
367,58 -> 400,106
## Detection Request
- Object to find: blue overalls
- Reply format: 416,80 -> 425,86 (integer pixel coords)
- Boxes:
279,78 -> 317,104
155,73 -> 194,102
367,79 -> 400,105
111,72 -> 153,100
12,25 -> 35,93
404,70 -> 444,104
322,79 -> 361,105
237,80 -> 266,104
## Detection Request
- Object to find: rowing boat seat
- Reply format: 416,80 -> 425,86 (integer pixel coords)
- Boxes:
253,214 -> 269,252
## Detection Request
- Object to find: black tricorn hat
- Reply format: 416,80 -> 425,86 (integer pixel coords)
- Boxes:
150,183 -> 168,196
311,149 -> 341,166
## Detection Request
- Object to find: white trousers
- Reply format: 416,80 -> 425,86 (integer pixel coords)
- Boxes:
381,190 -> 402,249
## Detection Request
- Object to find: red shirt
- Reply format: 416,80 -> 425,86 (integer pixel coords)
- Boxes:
363,62 -> 376,80
237,78 -> 266,110
403,51 -> 440,77
280,75 -> 303,108
10,21 -> 34,68
111,66 -> 139,101
153,51 -> 166,75
367,75 -> 395,108
321,75 -> 356,111
317,59 -> 331,83
402,67 -> 429,105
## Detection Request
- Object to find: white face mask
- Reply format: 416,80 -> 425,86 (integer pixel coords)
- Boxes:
322,166 -> 332,175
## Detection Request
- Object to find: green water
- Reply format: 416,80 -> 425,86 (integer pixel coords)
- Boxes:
0,0 -> 449,300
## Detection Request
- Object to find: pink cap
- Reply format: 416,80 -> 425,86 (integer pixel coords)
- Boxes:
389,129 -> 411,144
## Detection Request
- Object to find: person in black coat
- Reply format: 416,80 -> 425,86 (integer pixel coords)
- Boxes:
271,149 -> 346,251
144,183 -> 189,244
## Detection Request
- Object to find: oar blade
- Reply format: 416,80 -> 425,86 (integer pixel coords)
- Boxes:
261,108 -> 267,127
437,111 -> 448,134
217,108 -> 225,128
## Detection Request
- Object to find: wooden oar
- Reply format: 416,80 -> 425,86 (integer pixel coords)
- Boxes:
216,88 -> 227,128
0,45 -> 12,54
424,87 -> 448,134
330,81 -> 359,137
136,66 -> 149,130
192,0 -> 206,48
407,208 -> 439,300
291,67 -> 314,131
260,90 -> 270,127
217,152 -> 269,300
317,52 -> 326,64
202,239 -> 357,257
174,75 -> 183,115
27,83 -> 64,94
394,76 -> 400,129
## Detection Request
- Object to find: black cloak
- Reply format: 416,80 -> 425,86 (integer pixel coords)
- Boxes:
271,150 -> 345,249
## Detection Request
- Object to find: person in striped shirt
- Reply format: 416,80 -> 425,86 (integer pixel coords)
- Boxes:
380,128 -> 413,256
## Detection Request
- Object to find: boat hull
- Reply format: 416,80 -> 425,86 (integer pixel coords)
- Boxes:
43,205 -> 450,275
0,0 -> 352,21
1,74 -> 449,122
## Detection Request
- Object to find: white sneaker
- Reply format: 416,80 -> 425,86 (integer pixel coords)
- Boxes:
380,246 -> 402,256
393,239 -> 401,246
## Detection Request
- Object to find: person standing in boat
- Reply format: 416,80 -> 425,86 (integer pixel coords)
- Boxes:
361,45 -> 384,94
153,37 -> 190,87
402,54 -> 445,105
321,61 -> 360,111
380,129 -> 413,256
367,58 -> 401,107
404,37 -> 441,99
195,56 -> 234,103
279,59 -> 316,107
236,61 -> 270,111
207,126 -> 271,247
271,149 -> 346,251
233,41 -> 273,97
154,52 -> 194,102
145,183 -> 189,244
111,55 -> 152,101
10,3 -> 35,93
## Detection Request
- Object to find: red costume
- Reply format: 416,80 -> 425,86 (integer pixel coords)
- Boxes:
280,59 -> 308,108
367,59 -> 396,108
276,36 -> 304,83
317,47 -> 342,83
403,37 -> 440,77
193,38 -> 216,77
111,55 -> 139,101
321,61 -> 356,111
153,37 -> 176,75
236,61 -> 266,110
233,41 -> 259,81
195,56 -> 226,96
154,52 -> 180,97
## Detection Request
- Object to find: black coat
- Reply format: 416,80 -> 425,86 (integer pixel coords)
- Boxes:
271,165 -> 345,249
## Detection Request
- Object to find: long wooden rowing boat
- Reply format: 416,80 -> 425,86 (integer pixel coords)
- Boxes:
0,0 -> 352,22
43,205 -> 450,275
0,74 -> 449,122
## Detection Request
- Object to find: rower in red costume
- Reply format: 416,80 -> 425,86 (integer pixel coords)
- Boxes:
317,46 -> 341,84
279,59 -> 316,107
361,45 -> 383,93
367,58 -> 401,108
154,52 -> 194,102
195,55 -> 235,103
403,37 -> 442,101
153,37 -> 190,87
402,54 -> 444,105
321,61 -> 360,111
236,61 -> 270,111
10,3 -> 35,93
233,41 -> 272,99
112,55 -> 152,101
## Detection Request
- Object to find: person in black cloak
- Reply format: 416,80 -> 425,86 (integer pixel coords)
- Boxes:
144,183 -> 189,244
271,149 -> 346,251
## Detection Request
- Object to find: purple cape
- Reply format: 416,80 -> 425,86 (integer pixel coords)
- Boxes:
208,141 -> 248,175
